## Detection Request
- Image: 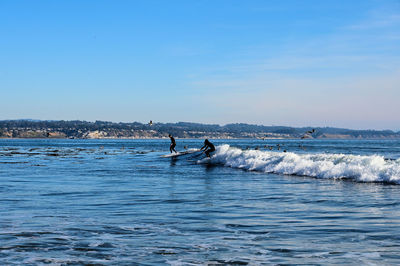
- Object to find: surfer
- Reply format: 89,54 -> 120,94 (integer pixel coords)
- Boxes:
169,134 -> 177,153
201,139 -> 215,158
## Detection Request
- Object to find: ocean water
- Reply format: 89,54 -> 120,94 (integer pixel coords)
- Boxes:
0,139 -> 400,265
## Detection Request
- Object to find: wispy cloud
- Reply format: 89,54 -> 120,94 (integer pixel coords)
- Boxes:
191,69 -> 400,129
185,4 -> 400,129
346,12 -> 400,30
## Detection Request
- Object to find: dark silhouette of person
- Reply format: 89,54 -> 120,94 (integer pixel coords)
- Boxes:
169,134 -> 177,153
201,139 -> 215,158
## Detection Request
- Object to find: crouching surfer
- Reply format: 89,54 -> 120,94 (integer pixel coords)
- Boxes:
169,134 -> 177,153
201,139 -> 215,158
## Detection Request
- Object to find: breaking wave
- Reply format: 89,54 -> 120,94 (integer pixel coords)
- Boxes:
208,145 -> 400,184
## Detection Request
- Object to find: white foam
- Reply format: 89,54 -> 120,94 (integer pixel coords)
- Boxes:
209,145 -> 400,184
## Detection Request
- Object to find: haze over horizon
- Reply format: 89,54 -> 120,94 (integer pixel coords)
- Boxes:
3,118 -> 399,132
1,0 -> 399,130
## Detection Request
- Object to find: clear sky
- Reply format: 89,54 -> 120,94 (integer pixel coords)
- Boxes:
1,0 -> 399,130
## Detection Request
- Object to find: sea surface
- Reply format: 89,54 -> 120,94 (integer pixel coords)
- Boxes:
0,139 -> 400,265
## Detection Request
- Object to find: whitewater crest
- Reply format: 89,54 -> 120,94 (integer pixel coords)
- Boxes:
208,145 -> 400,184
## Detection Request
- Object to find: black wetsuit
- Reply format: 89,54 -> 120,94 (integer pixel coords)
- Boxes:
201,140 -> 215,157
169,136 -> 177,153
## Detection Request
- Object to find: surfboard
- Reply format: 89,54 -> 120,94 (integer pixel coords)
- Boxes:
161,149 -> 201,158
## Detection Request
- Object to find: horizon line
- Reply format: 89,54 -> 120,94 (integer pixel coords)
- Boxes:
1,118 -> 398,132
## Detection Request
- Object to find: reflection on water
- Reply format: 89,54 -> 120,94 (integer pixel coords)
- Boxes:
0,139 -> 399,264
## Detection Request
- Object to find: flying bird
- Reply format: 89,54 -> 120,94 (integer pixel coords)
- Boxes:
306,129 -> 315,134
301,129 -> 316,139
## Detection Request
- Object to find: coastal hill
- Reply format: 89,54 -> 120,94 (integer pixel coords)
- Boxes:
0,120 -> 399,139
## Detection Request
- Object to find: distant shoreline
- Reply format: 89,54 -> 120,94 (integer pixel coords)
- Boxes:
1,137 -> 399,140
1,120 -> 399,140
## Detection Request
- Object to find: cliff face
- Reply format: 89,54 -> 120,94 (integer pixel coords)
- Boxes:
0,129 -> 66,138
0,120 -> 399,139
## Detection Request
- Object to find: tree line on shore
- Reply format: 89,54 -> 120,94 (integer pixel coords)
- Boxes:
0,120 -> 399,139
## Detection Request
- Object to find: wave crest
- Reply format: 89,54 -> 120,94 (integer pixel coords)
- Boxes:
208,145 -> 400,184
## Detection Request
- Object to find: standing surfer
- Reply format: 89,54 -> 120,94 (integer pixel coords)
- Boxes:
201,139 -> 215,158
169,134 -> 177,153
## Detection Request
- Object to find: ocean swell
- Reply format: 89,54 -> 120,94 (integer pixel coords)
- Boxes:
208,145 -> 400,184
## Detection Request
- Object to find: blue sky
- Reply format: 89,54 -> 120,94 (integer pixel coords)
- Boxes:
1,0 -> 399,130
